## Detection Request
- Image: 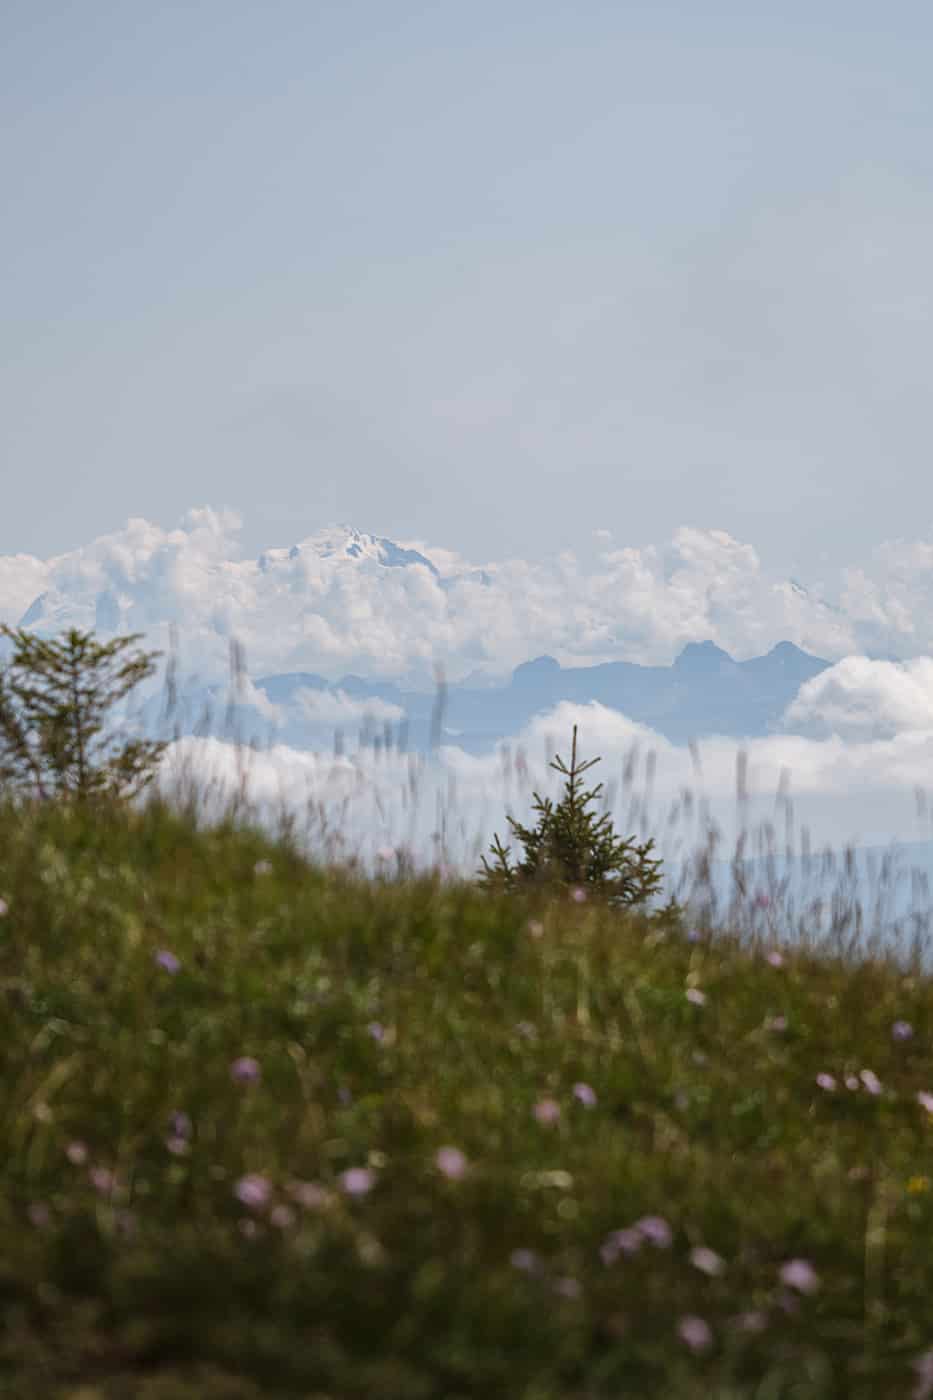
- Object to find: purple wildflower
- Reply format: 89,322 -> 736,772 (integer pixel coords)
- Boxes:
339,1166 -> 375,1196
89,1166 -> 115,1195
510,1248 -> 539,1273
572,1082 -> 597,1107
892,1020 -> 914,1041
686,929 -> 702,943
690,1246 -> 725,1276
913,1348 -> 933,1400
601,1228 -> 642,1264
154,949 -> 181,975
686,987 -> 706,1006
916,1091 -> 933,1114
367,1022 -> 385,1042
678,1315 -> 713,1352
435,1146 -> 468,1180
230,1056 -> 261,1084
816,1073 -> 837,1092
533,1098 -> 561,1125
66,1141 -> 88,1165
234,1174 -> 272,1210
766,950 -> 784,968
779,1258 -> 820,1294
169,1111 -> 192,1139
269,1204 -> 296,1229
570,887 -> 587,903
845,1074 -> 860,1090
636,1215 -> 673,1248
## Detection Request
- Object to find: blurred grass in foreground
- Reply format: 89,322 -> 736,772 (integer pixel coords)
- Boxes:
2,788 -> 933,1399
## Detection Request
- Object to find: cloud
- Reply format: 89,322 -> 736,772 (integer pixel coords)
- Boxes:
783,656 -> 933,740
2,508 -> 933,693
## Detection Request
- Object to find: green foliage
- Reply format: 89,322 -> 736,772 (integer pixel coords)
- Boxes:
0,649 -> 926,1398
0,791 -> 931,1396
479,724 -> 665,907
0,626 -> 166,803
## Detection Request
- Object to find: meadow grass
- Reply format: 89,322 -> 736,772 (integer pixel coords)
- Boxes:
2,778 -> 933,1399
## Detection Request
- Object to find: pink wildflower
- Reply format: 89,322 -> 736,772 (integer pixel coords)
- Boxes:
690,1246 -> 725,1276
913,1348 -> 933,1400
435,1146 -> 468,1180
230,1056 -> 261,1084
601,1228 -> 642,1264
339,1166 -> 375,1196
860,1069 -> 882,1095
533,1098 -> 561,1125
678,1315 -> 713,1351
234,1174 -> 272,1210
816,1073 -> 837,1092
916,1091 -> 933,1114
686,987 -> 706,1006
635,1215 -> 673,1248
572,1082 -> 597,1107
779,1258 -> 820,1294
89,1167 -> 115,1195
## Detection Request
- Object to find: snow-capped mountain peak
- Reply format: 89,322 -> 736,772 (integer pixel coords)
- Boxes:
263,525 -> 439,576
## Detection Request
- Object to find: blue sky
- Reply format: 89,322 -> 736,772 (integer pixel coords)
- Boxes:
3,0 -> 933,576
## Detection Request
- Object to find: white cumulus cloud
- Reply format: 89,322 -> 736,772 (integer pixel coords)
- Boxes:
784,657 -> 933,740
2,508 -> 933,695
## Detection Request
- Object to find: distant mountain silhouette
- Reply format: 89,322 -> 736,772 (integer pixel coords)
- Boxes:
245,639 -> 832,753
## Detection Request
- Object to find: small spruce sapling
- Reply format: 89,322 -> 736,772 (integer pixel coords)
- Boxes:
478,724 -> 665,907
0,627 -> 167,803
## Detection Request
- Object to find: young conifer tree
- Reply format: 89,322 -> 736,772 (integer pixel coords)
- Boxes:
478,724 -> 665,906
0,627 -> 166,803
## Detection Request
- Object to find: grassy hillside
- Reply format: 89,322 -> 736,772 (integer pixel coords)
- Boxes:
1,793 -> 933,1398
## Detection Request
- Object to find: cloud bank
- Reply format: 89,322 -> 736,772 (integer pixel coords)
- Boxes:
157,700 -> 933,899
3,508 -> 933,694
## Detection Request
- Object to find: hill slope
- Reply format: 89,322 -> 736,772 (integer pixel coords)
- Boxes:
1,794 -> 932,1397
